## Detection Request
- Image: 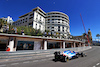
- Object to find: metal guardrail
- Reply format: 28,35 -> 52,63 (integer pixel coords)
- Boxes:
0,46 -> 91,59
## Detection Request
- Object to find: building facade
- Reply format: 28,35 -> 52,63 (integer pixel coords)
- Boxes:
0,33 -> 85,51
13,7 -> 70,37
1,16 -> 14,25
73,29 -> 92,46
0,16 -> 14,32
46,11 -> 70,38
13,7 -> 46,32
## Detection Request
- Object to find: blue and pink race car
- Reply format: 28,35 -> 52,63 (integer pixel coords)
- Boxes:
54,50 -> 87,62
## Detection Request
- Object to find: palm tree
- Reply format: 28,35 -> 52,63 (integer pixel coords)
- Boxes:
0,19 -> 4,29
96,34 -> 100,42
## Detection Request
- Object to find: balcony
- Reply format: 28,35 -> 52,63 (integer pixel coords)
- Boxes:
46,14 -> 69,20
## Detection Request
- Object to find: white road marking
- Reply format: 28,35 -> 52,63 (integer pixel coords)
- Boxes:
46,54 -> 54,57
33,60 -> 38,62
41,59 -> 46,61
27,57 -> 32,59
5,60 -> 9,61
93,66 -> 96,67
0,65 -> 6,67
48,58 -> 53,59
11,63 -> 19,65
23,61 -> 30,63
96,63 -> 100,66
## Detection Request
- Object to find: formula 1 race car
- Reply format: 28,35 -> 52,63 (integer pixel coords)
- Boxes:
54,50 -> 87,62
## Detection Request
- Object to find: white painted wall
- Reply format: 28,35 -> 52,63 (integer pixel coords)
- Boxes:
8,40 -> 14,52
44,40 -> 47,50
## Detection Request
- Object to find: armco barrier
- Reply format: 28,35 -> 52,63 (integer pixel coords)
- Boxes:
0,46 -> 91,59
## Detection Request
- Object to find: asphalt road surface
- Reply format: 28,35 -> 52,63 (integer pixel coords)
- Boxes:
0,46 -> 100,67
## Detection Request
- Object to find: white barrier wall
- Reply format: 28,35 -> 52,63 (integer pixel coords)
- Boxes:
44,40 -> 47,50
8,40 -> 14,51
63,42 -> 65,49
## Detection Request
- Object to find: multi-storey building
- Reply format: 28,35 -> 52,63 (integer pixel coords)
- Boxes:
0,16 -> 14,32
13,7 -> 46,32
73,29 -> 92,46
46,11 -> 70,38
1,16 -> 14,25
13,7 -> 70,38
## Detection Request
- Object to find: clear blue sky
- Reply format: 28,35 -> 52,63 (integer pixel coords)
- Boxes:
0,0 -> 100,40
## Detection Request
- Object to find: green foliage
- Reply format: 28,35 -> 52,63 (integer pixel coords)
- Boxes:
24,27 -> 31,35
30,27 -> 35,36
16,26 -> 43,36
0,19 -> 5,29
96,34 -> 100,38
8,25 -> 15,34
17,26 -> 21,34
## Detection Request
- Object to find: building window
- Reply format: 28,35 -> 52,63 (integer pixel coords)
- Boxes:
36,18 -> 38,21
36,24 -> 37,29
29,17 -> 33,19
58,22 -> 60,23
58,29 -> 60,31
58,16 -> 60,17
48,19 -> 50,21
62,17 -> 64,18
52,27 -> 54,28
58,26 -> 60,28
52,19 -> 54,20
52,30 -> 54,31
48,27 -> 49,29
48,22 -> 50,23
39,25 -> 41,29
48,16 -> 50,18
58,19 -> 60,21
52,22 -> 54,23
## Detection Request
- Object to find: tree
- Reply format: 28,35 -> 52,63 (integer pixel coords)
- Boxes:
96,34 -> 100,42
30,27 -> 35,36
8,25 -> 14,34
0,19 -> 5,29
82,33 -> 86,36
36,29 -> 42,36
24,27 -> 31,35
0,18 -> 8,33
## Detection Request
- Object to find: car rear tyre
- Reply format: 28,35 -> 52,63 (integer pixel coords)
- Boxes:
62,56 -> 67,62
